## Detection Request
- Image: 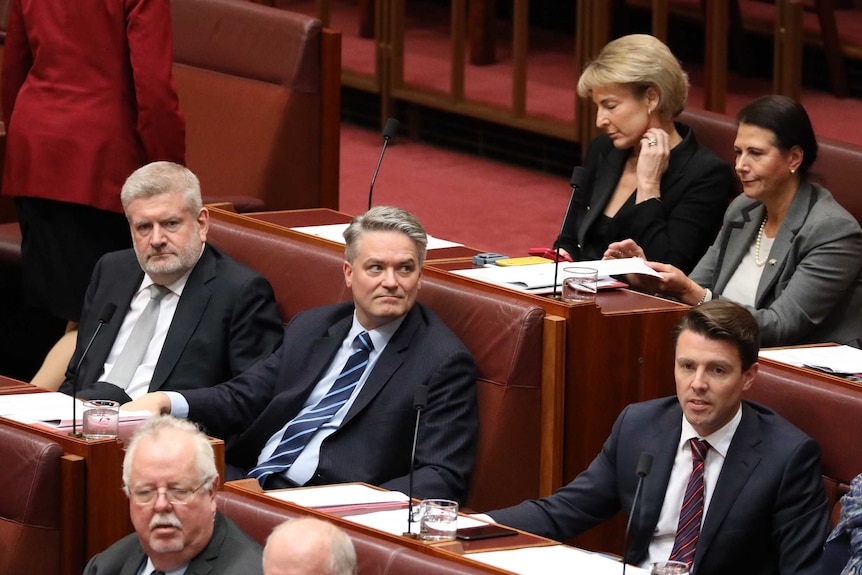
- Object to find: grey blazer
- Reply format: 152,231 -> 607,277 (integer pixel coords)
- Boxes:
690,182 -> 862,347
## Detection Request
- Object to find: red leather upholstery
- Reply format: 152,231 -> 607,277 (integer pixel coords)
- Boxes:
207,212 -> 546,510
747,363 -> 862,522
0,424 -> 64,575
217,491 -> 496,575
679,108 -> 862,224
171,0 -> 339,212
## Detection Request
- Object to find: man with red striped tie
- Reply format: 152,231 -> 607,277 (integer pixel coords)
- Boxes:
486,300 -> 829,575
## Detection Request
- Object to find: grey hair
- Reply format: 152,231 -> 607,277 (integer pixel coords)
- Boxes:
122,415 -> 217,494
343,206 -> 427,266
120,161 -> 202,215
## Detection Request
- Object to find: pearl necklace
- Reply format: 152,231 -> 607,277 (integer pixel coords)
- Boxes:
754,215 -> 768,266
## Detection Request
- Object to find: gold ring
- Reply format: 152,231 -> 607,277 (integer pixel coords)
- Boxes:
647,138 -> 658,147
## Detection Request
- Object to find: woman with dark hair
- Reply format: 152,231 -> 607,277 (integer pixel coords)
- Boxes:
606,95 -> 862,347
556,34 -> 733,274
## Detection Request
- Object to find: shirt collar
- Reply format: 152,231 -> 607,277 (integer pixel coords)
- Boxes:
679,404 -> 743,459
349,312 -> 406,351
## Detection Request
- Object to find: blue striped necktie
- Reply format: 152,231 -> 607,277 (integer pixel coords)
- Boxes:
669,438 -> 710,566
249,331 -> 374,483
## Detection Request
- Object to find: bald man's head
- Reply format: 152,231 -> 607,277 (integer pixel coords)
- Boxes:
263,518 -> 357,575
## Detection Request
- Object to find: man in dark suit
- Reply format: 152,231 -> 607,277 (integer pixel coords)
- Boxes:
126,206 -> 479,503
487,300 -> 829,575
58,161 -> 283,402
84,415 -> 263,575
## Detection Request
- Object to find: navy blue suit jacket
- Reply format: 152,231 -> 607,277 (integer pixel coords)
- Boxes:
489,397 -> 829,575
60,244 -> 283,398
181,302 -> 479,503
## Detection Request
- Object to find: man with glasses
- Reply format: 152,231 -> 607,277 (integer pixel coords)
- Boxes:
83,415 -> 263,574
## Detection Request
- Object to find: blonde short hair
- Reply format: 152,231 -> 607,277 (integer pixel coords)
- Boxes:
577,34 -> 689,121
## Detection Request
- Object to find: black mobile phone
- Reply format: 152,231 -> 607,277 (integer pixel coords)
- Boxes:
455,524 -> 518,541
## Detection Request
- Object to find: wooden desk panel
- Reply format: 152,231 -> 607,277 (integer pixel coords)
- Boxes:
0,377 -> 226,568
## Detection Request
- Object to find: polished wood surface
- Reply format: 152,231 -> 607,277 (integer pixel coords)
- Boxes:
0,376 -> 226,569
224,479 -> 555,573
211,207 -> 688,554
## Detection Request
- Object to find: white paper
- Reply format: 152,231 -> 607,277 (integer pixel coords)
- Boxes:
290,224 -> 461,250
265,483 -> 408,508
759,345 -> 862,374
0,392 -> 151,427
452,258 -> 659,291
469,545 -> 649,575
342,508 -> 487,536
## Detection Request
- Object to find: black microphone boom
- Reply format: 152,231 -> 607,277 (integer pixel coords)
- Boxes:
404,384 -> 429,538
368,117 -> 400,210
553,166 -> 586,299
621,452 -> 653,575
70,303 -> 117,438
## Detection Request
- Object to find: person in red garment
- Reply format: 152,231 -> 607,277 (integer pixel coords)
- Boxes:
2,0 -> 185,329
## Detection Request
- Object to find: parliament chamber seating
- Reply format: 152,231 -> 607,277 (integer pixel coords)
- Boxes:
0,423 -> 84,575
747,362 -> 862,523
679,107 -> 862,224
170,0 -> 341,212
206,210 -> 549,510
216,490 -> 493,575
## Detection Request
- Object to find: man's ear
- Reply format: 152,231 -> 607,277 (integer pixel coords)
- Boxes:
741,362 -> 759,392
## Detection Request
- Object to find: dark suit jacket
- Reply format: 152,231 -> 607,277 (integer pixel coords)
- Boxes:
489,397 -> 829,575
83,513 -> 263,575
558,122 -> 733,274
181,302 -> 479,503
689,182 -> 862,347
60,244 -> 283,399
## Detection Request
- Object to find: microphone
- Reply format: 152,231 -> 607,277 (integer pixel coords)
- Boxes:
553,166 -> 586,299
70,303 -> 117,438
622,452 -> 654,575
403,384 -> 429,538
368,117 -> 399,210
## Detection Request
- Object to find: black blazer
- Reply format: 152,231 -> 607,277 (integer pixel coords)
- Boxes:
60,244 -> 283,399
489,397 -> 829,575
181,302 -> 479,503
558,122 -> 733,274
83,513 -> 263,575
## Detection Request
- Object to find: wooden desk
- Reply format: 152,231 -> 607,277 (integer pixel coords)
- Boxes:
208,207 -> 688,554
0,377 -> 225,570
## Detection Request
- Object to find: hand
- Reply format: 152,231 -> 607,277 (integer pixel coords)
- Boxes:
603,239 -> 646,260
647,261 -> 704,304
558,248 -> 571,260
122,392 -> 171,415
636,128 -> 671,201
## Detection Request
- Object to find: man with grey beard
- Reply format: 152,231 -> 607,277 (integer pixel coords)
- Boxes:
83,415 -> 263,574
55,161 -> 282,402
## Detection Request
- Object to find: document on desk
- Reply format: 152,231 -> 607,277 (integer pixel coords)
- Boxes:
266,483 -> 409,512
452,257 -> 659,293
759,345 -> 862,375
343,508 -> 487,536
291,224 -> 462,250
470,545 -> 649,575
0,392 -> 150,428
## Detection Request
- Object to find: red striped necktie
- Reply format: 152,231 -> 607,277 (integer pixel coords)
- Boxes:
669,438 -> 710,566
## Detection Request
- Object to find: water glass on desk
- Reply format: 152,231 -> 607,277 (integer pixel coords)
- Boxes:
562,266 -> 598,303
418,499 -> 458,541
651,561 -> 689,574
82,400 -> 119,440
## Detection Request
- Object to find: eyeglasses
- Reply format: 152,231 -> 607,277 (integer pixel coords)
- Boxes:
127,478 -> 212,505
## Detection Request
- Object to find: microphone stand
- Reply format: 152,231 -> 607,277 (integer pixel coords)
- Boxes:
368,118 -> 400,210
622,453 -> 653,575
70,303 -> 116,438
553,166 -> 584,299
403,385 -> 428,538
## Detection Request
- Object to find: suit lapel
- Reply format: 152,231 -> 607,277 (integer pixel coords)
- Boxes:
341,307 -> 422,425
754,182 -> 815,306
694,403 -> 762,567
713,202 -> 764,294
579,148 -> 626,244
184,513 -> 228,575
119,545 -> 147,575
149,246 -> 216,391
